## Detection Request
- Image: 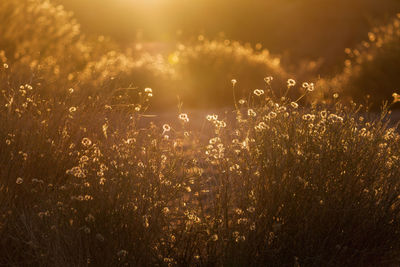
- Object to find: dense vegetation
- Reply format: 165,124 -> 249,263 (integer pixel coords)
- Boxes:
1,0 -> 400,266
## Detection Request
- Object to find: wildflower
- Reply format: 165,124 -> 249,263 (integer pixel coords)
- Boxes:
307,83 -> 315,92
211,234 -> 218,241
328,114 -> 343,123
247,206 -> 255,213
302,82 -> 315,91
291,102 -> 299,109
162,207 -> 170,214
69,107 -> 77,113
68,88 -> 74,94
258,122 -> 267,130
143,216 -> 149,228
231,79 -> 237,86
209,137 -> 221,144
253,89 -> 264,96
162,124 -> 171,134
264,76 -> 273,85
393,93 -> 400,103
144,87 -> 152,93
215,120 -> 226,128
368,32 -> 376,42
3,63 -> 9,69
16,177 -> 23,184
287,79 -> 296,87
179,113 -> 189,123
212,114 -> 219,121
235,208 -> 243,215
81,138 -> 92,147
238,99 -> 246,105
248,109 -> 256,117
302,114 -> 312,121
333,93 -> 339,99
269,111 -> 277,119
80,155 -> 89,162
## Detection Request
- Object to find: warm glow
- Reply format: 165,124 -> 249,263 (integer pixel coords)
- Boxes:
2,0 -> 400,265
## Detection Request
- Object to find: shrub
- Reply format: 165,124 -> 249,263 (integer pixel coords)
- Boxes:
318,13 -> 400,109
1,64 -> 400,265
167,40 -> 288,108
0,0 -> 173,100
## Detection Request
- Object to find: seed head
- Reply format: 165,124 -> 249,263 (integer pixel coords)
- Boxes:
179,113 -> 189,123
253,89 -> 264,96
287,79 -> 296,87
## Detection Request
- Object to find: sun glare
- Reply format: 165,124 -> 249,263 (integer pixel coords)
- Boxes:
2,0 -> 400,265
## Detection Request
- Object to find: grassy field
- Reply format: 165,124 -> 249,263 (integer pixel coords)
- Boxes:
1,0 -> 400,266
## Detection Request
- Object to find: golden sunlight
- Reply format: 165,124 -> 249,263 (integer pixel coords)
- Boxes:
1,0 -> 400,265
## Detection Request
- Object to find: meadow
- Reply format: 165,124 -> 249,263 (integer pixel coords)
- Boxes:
1,0 -> 400,266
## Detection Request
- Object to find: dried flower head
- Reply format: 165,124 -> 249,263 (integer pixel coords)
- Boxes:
253,89 -> 264,96
392,93 -> 400,103
264,76 -> 273,85
179,113 -> 189,123
81,138 -> 92,147
162,124 -> 171,133
248,109 -> 256,117
287,79 -> 296,87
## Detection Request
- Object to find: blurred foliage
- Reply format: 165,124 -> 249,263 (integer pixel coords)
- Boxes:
56,0 -> 400,75
1,0 -> 400,109
158,40 -> 288,109
0,0 -> 290,109
0,0 -> 172,102
317,14 -> 400,109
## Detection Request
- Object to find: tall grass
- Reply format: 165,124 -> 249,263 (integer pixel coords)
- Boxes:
1,57 -> 400,265
1,1 -> 400,266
